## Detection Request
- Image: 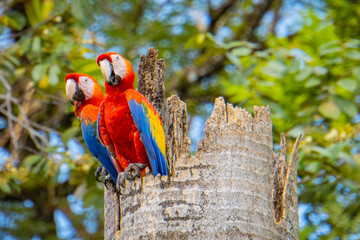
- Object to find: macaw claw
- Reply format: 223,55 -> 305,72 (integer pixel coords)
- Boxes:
116,172 -> 126,193
125,163 -> 147,181
104,174 -> 112,183
95,165 -> 104,182
101,167 -> 111,183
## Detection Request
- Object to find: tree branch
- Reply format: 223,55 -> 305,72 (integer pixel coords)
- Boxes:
168,0 -> 276,101
241,0 -> 275,41
208,0 -> 237,33
0,73 -> 20,162
0,74 -> 56,163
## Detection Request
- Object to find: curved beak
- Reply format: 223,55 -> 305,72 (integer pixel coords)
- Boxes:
65,79 -> 85,105
99,59 -> 121,86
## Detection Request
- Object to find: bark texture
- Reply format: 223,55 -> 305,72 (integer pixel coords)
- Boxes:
104,183 -> 120,240
104,49 -> 301,240
136,48 -> 166,124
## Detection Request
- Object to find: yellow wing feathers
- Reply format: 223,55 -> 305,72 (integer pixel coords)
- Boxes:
147,108 -> 166,155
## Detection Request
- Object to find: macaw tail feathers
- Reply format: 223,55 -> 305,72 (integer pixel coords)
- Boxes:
128,98 -> 168,176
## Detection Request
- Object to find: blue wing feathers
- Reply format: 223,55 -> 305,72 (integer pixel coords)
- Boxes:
140,132 -> 159,176
128,99 -> 168,176
82,121 -> 118,182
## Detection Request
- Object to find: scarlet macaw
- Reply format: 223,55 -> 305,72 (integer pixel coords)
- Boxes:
96,52 -> 168,190
65,73 -> 120,183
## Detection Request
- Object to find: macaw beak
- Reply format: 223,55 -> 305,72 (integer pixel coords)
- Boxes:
65,79 -> 85,105
99,59 -> 122,86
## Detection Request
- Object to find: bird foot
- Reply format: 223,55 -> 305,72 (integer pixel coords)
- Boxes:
115,164 -> 147,194
116,172 -> 126,194
95,165 -> 104,182
104,174 -> 112,184
96,165 -> 114,188
103,174 -> 114,189
125,163 -> 147,181
101,167 -> 112,184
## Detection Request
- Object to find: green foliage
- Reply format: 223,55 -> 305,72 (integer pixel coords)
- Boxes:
0,0 -> 105,238
221,10 -> 360,240
0,151 -> 104,239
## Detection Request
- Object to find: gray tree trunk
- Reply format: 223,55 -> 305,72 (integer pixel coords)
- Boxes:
104,48 -> 301,240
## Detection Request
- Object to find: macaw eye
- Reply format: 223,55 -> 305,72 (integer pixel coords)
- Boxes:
85,78 -> 88,82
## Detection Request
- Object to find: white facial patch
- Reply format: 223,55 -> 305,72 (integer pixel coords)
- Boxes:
65,79 -> 76,101
78,76 -> 94,100
111,54 -> 127,79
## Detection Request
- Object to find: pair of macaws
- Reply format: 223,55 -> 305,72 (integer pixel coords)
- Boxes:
65,52 -> 168,191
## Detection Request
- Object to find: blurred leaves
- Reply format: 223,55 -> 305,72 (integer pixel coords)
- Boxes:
220,6 -> 360,239
318,101 -> 341,120
61,126 -> 80,145
1,11 -> 27,30
31,63 -> 49,82
0,0 -> 104,239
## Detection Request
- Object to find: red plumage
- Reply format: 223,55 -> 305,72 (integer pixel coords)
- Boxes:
65,73 -> 104,119
64,73 -> 121,181
97,54 -> 149,175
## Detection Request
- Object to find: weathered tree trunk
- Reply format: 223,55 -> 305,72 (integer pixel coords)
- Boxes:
104,48 -> 301,240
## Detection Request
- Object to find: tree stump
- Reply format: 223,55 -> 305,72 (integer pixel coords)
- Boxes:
104,48 -> 301,240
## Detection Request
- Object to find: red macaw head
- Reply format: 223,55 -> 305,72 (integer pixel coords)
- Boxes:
64,73 -> 105,113
96,52 -> 134,89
